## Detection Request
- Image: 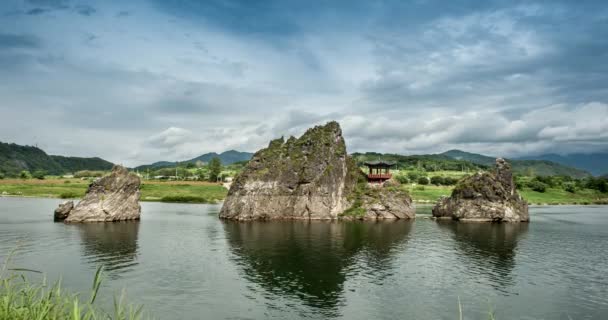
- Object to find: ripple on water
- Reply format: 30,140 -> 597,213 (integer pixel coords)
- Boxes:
1,199 -> 608,319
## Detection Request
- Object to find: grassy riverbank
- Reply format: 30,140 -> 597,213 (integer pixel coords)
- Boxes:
0,179 -> 226,204
1,178 -> 607,205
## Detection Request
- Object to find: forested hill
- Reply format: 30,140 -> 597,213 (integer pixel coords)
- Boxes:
440,150 -> 590,178
351,152 -> 486,172
0,142 -> 114,177
515,153 -> 608,176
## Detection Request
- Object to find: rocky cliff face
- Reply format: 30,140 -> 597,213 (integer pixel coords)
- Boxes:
54,165 -> 141,222
432,158 -> 529,222
219,121 -> 414,220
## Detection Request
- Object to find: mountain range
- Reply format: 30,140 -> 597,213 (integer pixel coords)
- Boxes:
515,153 -> 608,176
2,140 -> 606,178
0,142 -> 114,177
440,150 -> 592,178
134,150 -> 254,170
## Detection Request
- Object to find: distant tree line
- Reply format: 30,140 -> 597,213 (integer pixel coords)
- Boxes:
515,175 -> 608,194
143,157 -> 241,182
393,171 -> 459,186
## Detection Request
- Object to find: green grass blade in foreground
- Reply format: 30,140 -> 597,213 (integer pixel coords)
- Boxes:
0,255 -> 148,320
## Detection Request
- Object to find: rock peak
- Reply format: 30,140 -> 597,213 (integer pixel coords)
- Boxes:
432,158 -> 528,222
495,158 -> 514,193
54,165 -> 141,223
219,121 -> 414,220
111,164 -> 129,175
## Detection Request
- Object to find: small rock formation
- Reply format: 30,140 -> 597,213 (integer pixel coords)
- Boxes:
219,121 -> 414,220
54,201 -> 74,221
54,165 -> 141,222
355,185 -> 415,220
432,158 -> 529,222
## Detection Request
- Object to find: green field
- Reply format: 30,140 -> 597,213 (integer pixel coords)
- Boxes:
402,184 -> 608,205
1,178 -> 606,205
0,179 -> 227,204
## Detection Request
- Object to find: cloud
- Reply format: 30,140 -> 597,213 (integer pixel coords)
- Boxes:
75,4 -> 95,16
147,127 -> 196,149
26,0 -> 69,9
0,33 -> 41,49
0,0 -> 607,166
26,8 -> 49,15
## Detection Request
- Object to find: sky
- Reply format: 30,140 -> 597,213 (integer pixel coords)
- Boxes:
1,0 -> 607,166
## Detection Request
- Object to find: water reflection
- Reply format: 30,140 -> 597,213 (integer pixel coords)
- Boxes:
223,220 -> 412,316
72,222 -> 140,277
436,221 -> 528,291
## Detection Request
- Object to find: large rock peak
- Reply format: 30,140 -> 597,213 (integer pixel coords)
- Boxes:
219,122 -> 357,220
220,121 -> 414,220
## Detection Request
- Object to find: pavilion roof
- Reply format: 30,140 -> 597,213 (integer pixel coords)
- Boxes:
363,160 -> 396,167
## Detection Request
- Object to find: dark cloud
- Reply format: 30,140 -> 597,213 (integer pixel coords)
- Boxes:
0,33 -> 41,49
116,10 -> 130,18
75,4 -> 95,16
26,0 -> 69,10
26,8 -> 49,15
1,0 -> 607,165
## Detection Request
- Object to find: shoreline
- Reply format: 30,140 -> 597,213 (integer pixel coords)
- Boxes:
2,193 -> 607,206
1,178 -> 606,206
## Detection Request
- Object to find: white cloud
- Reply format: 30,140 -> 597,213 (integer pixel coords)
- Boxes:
1,1 -> 607,166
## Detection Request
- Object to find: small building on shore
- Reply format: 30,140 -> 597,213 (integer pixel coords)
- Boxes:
364,161 -> 396,184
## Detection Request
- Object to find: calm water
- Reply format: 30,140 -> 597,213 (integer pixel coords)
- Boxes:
0,198 -> 607,319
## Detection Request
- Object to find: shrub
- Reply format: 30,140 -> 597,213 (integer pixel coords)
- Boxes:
32,170 -> 46,180
0,172 -> 4,180
407,172 -> 420,181
564,183 -> 576,193
601,181 -> 608,193
394,174 -> 409,184
64,180 -> 71,184
534,176 -> 557,188
160,195 -> 210,203
430,176 -> 444,186
59,192 -> 80,199
514,176 -> 526,189
414,185 -> 426,191
417,177 -> 429,185
341,206 -> 366,218
443,177 -> 458,186
528,180 -> 547,193
19,170 -> 31,179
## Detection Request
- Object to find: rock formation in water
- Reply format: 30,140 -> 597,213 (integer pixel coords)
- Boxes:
54,165 -> 141,222
219,121 -> 414,220
54,200 -> 74,221
432,158 -> 529,222
345,180 -> 415,220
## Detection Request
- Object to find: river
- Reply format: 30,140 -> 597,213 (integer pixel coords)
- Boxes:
0,198 -> 606,319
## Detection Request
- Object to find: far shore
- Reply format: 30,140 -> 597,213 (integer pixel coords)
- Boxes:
1,178 -> 607,206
